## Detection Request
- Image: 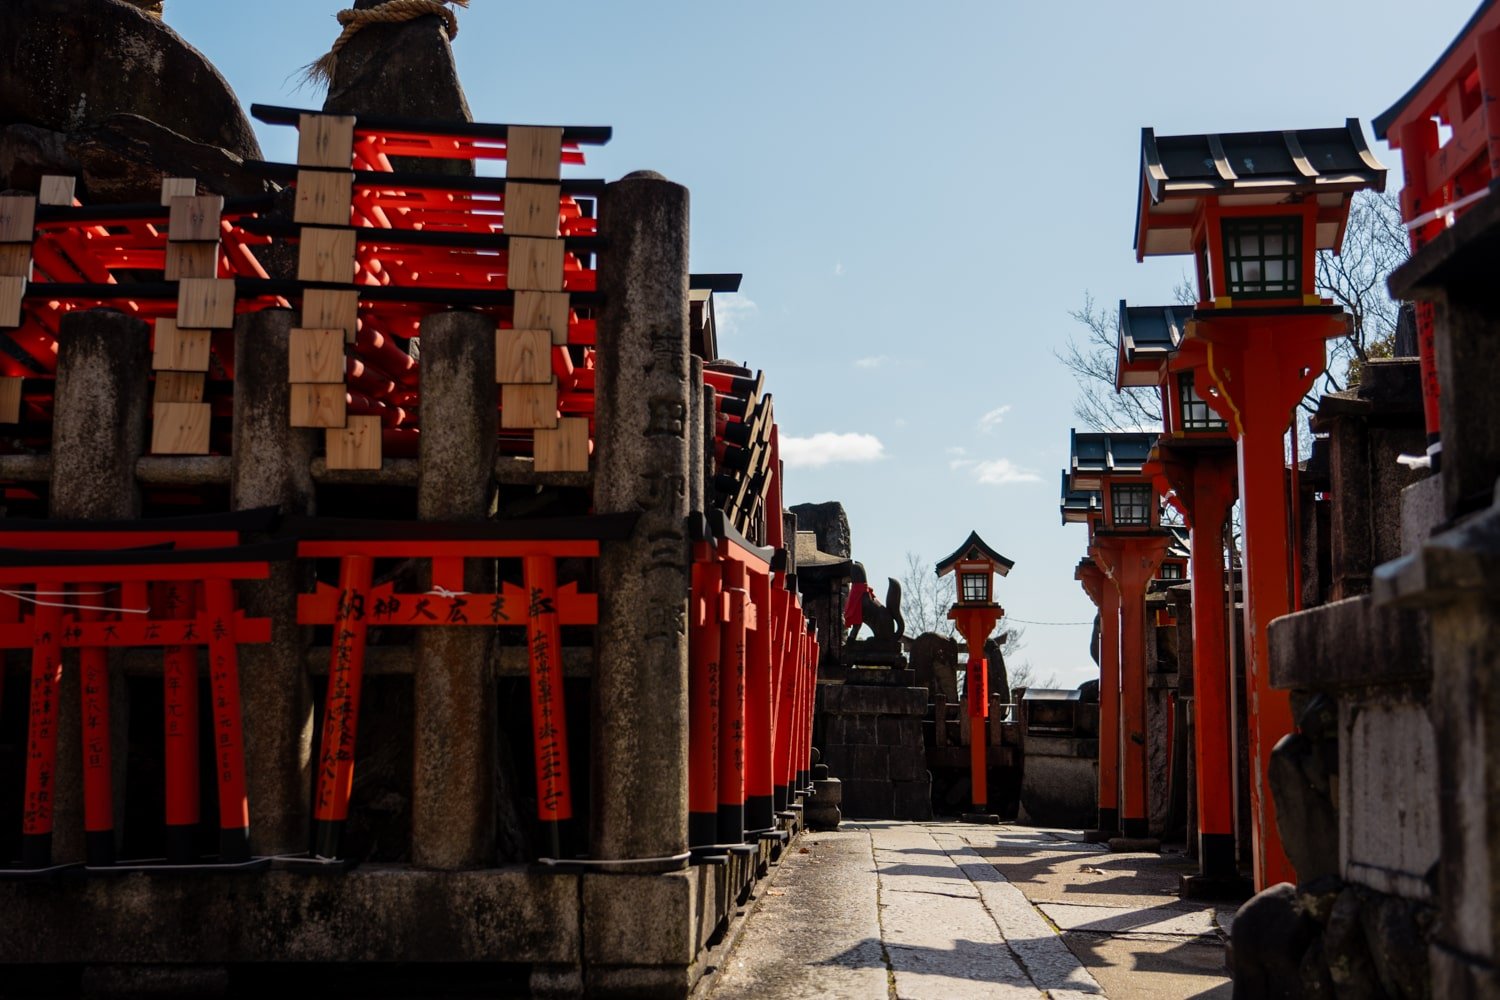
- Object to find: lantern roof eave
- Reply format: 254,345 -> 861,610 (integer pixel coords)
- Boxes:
935,530 -> 1016,578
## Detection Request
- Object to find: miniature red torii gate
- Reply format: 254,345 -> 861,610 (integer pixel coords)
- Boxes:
289,514 -> 635,862
0,536 -> 285,875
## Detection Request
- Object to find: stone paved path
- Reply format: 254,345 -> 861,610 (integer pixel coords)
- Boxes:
706,821 -> 1234,1000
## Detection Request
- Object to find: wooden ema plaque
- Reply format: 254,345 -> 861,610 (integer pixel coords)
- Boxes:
0,194 -> 35,331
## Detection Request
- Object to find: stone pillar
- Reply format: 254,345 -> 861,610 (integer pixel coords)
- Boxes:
49,308 -> 150,864
592,171 -> 692,868
231,308 -> 317,856
413,309 -> 497,869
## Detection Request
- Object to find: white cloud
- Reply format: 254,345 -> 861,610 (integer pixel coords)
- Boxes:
892,418 -> 908,428
854,355 -> 888,369
945,446 -> 967,457
781,432 -> 885,468
834,262 -> 845,277
950,457 -> 1042,485
978,405 -> 1012,433
712,293 -> 757,344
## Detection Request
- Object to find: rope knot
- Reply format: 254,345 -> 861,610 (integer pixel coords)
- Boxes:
304,0 -> 468,88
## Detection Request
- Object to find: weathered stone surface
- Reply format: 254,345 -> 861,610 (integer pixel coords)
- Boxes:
1359,891 -> 1433,1000
413,310 -> 500,869
788,501 -> 850,559
231,309 -> 316,856
1268,694 -> 1340,885
0,868 -> 580,964
592,171 -> 692,866
1268,595 -> 1430,692
1324,887 -> 1385,998
1342,702 -> 1439,900
324,0 -> 472,176
1229,883 -> 1317,999
1020,753 -> 1097,830
910,631 -> 959,701
583,871 -> 699,967
0,0 -> 260,159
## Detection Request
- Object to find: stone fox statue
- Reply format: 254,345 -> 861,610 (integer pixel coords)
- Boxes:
845,562 -> 905,642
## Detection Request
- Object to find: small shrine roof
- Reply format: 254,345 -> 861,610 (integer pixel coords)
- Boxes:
935,530 -> 1015,578
1117,302 -> 1192,389
1166,525 -> 1190,561
1373,0 -> 1500,140
794,530 -> 851,571
1135,120 -> 1385,258
1060,470 -> 1102,526
1068,430 -> 1156,491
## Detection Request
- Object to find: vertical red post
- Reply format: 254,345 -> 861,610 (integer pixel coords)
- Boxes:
1188,458 -> 1240,879
78,588 -> 114,867
797,621 -> 813,793
688,554 -> 723,848
161,582 -> 201,863
717,561 -> 748,843
525,556 -> 574,849
204,577 -> 250,862
312,555 -> 373,860
1097,579 -> 1122,835
21,600 -> 64,868
1395,117 -> 1442,465
744,569 -> 775,833
771,586 -> 793,813
950,605 -> 1000,815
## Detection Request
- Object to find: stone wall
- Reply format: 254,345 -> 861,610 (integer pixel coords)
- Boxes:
818,684 -> 932,820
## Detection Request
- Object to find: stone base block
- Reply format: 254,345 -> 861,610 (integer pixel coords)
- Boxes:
1179,873 -> 1254,902
1108,836 -> 1162,854
961,813 -> 1000,825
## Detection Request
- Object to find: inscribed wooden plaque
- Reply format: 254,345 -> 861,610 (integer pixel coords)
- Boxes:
505,126 -> 563,181
0,377 -> 22,424
0,197 -> 36,243
298,114 -> 356,169
151,402 -> 211,455
152,319 -> 212,372
164,243 -> 218,280
298,227 -> 357,284
501,380 -> 559,429
290,328 -> 347,384
302,289 -> 359,341
507,238 -> 564,292
325,415 -> 381,470
38,176 -> 75,207
513,290 -> 570,345
176,278 -> 235,329
294,170 -> 354,226
0,276 -> 24,328
497,328 -> 553,384
290,384 -> 347,428
160,177 -> 197,205
168,195 -> 224,242
533,417 -> 589,473
154,372 -> 205,403
505,182 -> 561,238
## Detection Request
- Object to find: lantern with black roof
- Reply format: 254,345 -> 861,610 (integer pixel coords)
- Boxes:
935,531 -> 1014,822
1135,120 -> 1385,888
1069,431 -> 1171,847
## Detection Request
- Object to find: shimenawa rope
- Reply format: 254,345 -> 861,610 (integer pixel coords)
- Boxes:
121,0 -> 164,18
304,0 -> 469,87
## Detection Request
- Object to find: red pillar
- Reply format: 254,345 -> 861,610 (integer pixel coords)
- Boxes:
1200,315 -> 1340,888
1094,535 -> 1170,840
949,605 -> 1001,813
1182,454 -> 1240,877
688,555 -> 723,848
1096,572 -> 1122,835
717,562 -> 749,843
312,554 -> 372,860
79,591 -> 114,867
1074,561 -> 1114,834
745,570 -> 775,832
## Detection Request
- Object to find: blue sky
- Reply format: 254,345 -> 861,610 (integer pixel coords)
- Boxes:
169,0 -> 1474,686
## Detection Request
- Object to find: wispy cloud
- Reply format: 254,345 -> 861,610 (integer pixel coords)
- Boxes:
712,293 -> 757,345
834,262 -> 845,277
781,432 -> 885,469
945,446 -> 967,457
854,355 -> 888,370
978,405 -> 1012,433
950,457 -> 1042,485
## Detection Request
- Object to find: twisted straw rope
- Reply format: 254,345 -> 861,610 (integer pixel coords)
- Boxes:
121,0 -> 164,17
304,0 -> 468,87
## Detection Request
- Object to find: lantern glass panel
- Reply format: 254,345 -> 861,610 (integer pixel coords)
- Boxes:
1221,216 -> 1301,298
961,572 -> 990,603
1111,483 -> 1152,526
1159,562 -> 1185,580
1179,372 -> 1226,432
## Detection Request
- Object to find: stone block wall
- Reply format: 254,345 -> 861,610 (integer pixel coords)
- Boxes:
818,684 -> 932,820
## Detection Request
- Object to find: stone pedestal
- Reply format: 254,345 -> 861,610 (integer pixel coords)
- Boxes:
818,684 -> 931,820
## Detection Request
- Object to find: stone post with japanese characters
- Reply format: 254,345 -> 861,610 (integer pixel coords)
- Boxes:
413,308 -> 500,869
49,308 -> 151,865
592,171 -> 693,868
231,307 -> 317,857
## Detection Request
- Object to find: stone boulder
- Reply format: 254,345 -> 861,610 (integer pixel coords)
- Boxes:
789,501 -> 851,559
0,0 -> 261,160
1269,694 -> 1340,884
2,116 -> 271,203
322,0 -> 473,177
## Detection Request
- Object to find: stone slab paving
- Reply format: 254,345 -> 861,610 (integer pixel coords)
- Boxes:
707,821 -> 1235,1000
